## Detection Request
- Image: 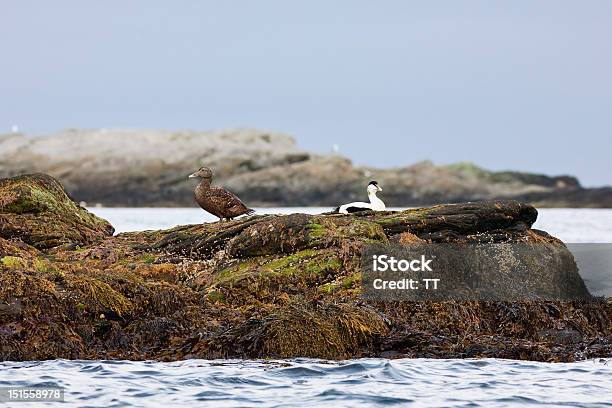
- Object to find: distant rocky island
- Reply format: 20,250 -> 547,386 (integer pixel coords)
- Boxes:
1,128 -> 610,207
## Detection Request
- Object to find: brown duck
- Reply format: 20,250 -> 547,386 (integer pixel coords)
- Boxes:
188,167 -> 255,221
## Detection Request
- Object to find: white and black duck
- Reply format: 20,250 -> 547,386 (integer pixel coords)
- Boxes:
335,181 -> 386,214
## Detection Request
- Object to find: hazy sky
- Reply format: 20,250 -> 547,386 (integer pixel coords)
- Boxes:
2,1 -> 611,186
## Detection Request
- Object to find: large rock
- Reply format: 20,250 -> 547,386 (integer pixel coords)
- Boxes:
0,173 -> 609,362
0,173 -> 114,249
1,129 -> 609,207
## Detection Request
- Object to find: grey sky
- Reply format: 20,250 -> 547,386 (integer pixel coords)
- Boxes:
1,1 -> 611,186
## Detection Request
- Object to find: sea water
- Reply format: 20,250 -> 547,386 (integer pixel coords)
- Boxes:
1,358 -> 611,407
1,208 -> 611,407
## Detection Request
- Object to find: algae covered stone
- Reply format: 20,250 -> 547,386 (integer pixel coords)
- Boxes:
0,173 -> 114,249
0,174 -> 609,362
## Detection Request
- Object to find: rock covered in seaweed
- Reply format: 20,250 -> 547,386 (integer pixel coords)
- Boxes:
0,173 -> 610,362
0,173 -> 114,249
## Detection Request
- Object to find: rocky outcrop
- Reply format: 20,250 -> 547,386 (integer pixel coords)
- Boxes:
0,173 -> 114,249
0,174 -> 610,362
1,129 -> 609,207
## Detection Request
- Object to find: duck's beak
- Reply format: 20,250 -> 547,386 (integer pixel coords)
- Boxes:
378,186 -> 383,191
188,172 -> 198,178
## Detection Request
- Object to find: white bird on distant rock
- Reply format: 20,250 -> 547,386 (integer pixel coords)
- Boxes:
335,181 -> 386,214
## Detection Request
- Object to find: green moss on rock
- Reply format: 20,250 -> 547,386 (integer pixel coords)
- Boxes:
0,175 -> 608,362
224,214 -> 388,258
264,249 -> 341,276
1,256 -> 25,269
0,173 -> 114,249
214,249 -> 343,287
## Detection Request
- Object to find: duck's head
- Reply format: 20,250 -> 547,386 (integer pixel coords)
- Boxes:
188,167 -> 213,179
367,180 -> 382,194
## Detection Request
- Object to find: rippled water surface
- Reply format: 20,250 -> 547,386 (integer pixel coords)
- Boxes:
1,358 -> 611,407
